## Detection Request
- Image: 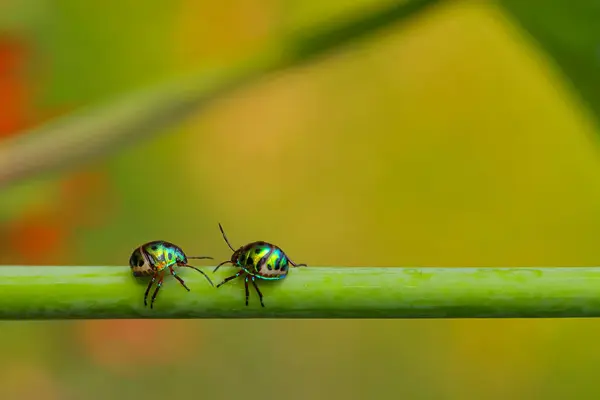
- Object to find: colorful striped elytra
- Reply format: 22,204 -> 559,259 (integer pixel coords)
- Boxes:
129,240 -> 213,309
213,223 -> 307,307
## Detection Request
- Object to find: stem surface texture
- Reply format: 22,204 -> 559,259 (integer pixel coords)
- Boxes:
0,266 -> 597,319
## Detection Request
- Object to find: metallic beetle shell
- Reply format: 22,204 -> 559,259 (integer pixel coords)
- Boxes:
233,241 -> 290,281
129,241 -> 186,277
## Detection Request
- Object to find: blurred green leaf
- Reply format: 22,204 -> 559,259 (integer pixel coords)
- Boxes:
0,0 -> 439,189
4,0 -> 600,190
0,0 -> 47,33
32,1 -> 183,104
500,0 -> 600,125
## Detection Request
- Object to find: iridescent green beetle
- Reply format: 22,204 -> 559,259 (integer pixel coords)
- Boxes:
129,241 -> 214,309
213,223 -> 307,307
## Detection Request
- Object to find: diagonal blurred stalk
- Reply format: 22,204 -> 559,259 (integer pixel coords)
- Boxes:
0,0 -> 440,189
0,266 -> 599,319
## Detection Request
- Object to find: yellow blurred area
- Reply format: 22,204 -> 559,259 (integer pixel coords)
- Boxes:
2,0 -> 600,399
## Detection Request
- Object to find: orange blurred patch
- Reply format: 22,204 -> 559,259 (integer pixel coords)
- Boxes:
0,36 -> 29,138
60,169 -> 115,229
174,0 -> 274,63
1,363 -> 64,400
4,168 -> 114,264
77,320 -> 196,375
6,210 -> 66,265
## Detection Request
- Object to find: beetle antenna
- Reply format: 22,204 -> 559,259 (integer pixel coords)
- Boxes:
188,256 -> 214,260
180,264 -> 214,287
213,260 -> 233,273
218,223 -> 236,252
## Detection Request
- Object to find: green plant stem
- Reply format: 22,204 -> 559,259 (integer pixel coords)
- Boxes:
0,0 -> 439,189
0,266 -> 599,319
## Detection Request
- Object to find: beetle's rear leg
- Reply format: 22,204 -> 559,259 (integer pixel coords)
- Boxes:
250,276 -> 265,307
150,271 -> 166,309
244,275 -> 250,306
144,274 -> 157,307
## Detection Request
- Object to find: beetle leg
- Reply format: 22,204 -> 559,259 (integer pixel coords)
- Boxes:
216,270 -> 244,288
169,266 -> 190,291
150,271 -> 166,309
244,275 -> 250,306
216,270 -> 247,306
250,276 -> 265,307
144,274 -> 157,307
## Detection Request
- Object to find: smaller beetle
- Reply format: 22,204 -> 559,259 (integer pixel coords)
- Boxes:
129,240 -> 214,309
213,223 -> 307,307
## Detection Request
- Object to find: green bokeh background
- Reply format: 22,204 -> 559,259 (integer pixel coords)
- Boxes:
2,0 -> 600,399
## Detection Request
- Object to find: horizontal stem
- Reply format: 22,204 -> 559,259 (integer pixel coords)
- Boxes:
0,266 -> 598,319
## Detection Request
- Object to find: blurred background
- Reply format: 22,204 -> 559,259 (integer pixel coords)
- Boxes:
2,0 -> 600,399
